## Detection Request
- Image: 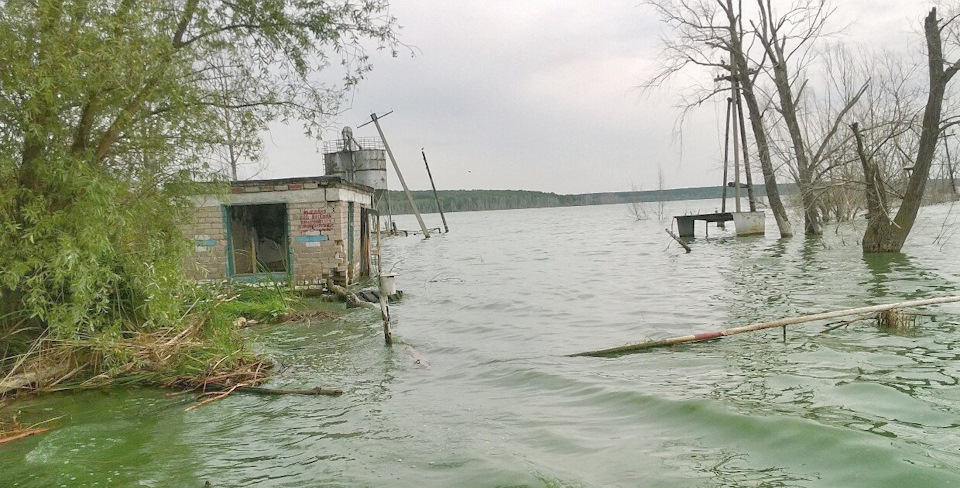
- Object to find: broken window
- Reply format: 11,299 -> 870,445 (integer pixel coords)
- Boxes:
228,204 -> 288,274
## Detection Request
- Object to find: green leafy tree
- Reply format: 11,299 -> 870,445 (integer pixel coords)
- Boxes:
0,0 -> 398,341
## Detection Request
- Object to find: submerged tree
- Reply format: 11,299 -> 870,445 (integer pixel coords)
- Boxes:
644,0 -> 793,237
0,1 -> 397,343
752,0 -> 870,236
852,7 -> 960,252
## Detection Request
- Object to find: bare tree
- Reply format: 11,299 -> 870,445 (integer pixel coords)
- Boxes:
645,0 -> 794,236
752,0 -> 869,235
207,58 -> 265,180
853,7 -> 960,252
627,183 -> 651,221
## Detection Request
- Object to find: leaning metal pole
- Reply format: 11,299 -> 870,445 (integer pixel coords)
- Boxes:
422,149 -> 449,233
368,113 -> 430,238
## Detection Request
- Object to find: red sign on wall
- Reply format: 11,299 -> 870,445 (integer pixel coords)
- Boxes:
300,209 -> 334,232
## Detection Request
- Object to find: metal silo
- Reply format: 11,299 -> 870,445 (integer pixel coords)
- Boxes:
323,127 -> 387,191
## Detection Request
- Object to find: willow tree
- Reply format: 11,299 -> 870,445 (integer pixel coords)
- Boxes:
0,1 -> 397,340
853,7 -> 960,252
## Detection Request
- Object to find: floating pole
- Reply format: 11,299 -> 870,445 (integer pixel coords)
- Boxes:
568,295 -> 960,357
362,112 -> 430,238
421,148 -> 449,233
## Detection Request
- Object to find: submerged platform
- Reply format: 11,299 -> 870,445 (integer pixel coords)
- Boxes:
674,211 -> 764,238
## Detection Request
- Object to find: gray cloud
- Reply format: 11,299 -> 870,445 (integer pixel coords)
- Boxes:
258,1 -> 935,194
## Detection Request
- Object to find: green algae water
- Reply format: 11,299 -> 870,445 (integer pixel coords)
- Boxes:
4,200 -> 960,487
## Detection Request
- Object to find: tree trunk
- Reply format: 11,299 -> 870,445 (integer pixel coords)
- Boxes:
766,37 -> 820,235
851,122 -> 892,252
862,8 -> 955,252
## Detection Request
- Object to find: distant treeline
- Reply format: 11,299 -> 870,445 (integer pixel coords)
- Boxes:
378,185 -> 789,215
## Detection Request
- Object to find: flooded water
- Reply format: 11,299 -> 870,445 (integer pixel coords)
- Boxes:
3,200 -> 960,487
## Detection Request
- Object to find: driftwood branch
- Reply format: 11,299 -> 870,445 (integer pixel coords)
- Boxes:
183,384 -> 343,410
0,427 -> 51,445
0,416 -> 61,445
326,280 -> 377,309
185,383 -> 245,411
569,295 -> 960,357
665,228 -> 692,252
240,386 -> 342,396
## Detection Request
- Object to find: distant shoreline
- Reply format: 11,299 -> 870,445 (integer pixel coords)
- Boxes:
380,184 -> 788,215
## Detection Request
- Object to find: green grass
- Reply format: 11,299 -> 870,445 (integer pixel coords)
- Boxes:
1,282 -> 308,397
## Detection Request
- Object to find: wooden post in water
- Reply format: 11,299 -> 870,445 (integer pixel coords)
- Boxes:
421,148 -> 449,233
378,273 -> 392,345
374,213 -> 391,344
364,112 -> 431,238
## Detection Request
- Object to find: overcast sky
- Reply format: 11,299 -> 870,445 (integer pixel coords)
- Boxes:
256,1 -> 936,194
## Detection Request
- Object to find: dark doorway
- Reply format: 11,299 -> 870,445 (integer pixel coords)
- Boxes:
228,204 -> 289,275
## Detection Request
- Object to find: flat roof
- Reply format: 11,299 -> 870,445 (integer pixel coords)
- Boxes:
229,176 -> 374,195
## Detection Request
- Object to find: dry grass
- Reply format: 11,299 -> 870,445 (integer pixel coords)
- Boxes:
877,309 -> 919,330
0,318 -> 270,400
0,284 -> 346,420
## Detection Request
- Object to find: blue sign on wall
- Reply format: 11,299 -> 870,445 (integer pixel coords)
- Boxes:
295,235 -> 328,243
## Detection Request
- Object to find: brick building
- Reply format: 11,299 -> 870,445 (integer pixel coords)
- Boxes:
181,177 -> 378,288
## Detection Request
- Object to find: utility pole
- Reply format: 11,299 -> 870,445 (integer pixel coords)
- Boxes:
730,74 -> 742,213
360,112 -> 430,238
721,97 -> 732,217
944,131 -> 958,195
735,84 -> 757,211
422,149 -> 449,233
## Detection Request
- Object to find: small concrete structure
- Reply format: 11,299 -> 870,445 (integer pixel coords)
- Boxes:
730,211 -> 765,236
181,176 -> 378,289
674,211 -> 765,238
675,212 -> 733,238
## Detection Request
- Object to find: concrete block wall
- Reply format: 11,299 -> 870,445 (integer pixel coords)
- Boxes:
181,205 -> 227,280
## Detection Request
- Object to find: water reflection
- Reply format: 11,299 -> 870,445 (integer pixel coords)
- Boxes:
701,218 -> 960,481
861,252 -> 958,301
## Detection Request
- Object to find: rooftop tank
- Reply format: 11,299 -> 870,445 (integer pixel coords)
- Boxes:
322,127 -> 387,191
